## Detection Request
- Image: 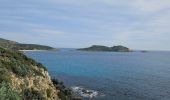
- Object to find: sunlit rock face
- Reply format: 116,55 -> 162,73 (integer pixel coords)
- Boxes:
0,47 -> 60,100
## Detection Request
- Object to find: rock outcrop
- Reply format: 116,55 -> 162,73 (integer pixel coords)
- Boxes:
0,47 -> 60,100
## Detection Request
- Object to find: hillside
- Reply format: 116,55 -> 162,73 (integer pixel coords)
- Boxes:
0,38 -> 55,50
0,47 -> 74,100
78,45 -> 131,52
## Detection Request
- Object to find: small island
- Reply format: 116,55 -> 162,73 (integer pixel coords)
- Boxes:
78,45 -> 132,52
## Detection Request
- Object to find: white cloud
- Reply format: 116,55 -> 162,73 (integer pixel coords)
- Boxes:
130,0 -> 170,13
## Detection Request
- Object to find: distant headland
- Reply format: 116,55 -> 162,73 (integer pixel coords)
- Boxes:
78,45 -> 132,52
0,38 -> 56,50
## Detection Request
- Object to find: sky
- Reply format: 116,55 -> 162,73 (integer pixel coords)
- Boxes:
0,0 -> 170,50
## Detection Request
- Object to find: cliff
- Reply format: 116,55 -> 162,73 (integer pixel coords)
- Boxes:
0,47 -> 70,100
78,45 -> 131,52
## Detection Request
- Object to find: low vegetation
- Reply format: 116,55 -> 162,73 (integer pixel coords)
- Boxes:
0,82 -> 20,100
0,47 -> 47,77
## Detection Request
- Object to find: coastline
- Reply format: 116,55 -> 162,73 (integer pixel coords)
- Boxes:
19,50 -> 48,51
19,49 -> 57,52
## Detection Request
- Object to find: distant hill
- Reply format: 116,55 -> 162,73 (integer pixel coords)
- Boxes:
78,45 -> 131,52
0,38 -> 55,50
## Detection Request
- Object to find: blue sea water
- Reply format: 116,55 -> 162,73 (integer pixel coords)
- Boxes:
25,49 -> 170,100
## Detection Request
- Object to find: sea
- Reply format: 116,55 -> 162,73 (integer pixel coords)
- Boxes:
25,49 -> 170,100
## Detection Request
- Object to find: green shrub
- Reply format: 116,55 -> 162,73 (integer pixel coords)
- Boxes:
52,79 -> 59,85
52,79 -> 73,100
46,89 -> 52,98
9,62 -> 29,77
23,88 -> 46,100
0,82 -> 21,100
0,68 -> 11,83
0,48 -> 45,77
58,91 -> 67,100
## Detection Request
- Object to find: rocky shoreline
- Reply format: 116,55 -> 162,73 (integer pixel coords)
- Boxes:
71,86 -> 104,99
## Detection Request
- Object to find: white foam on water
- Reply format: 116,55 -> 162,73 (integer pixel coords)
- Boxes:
71,86 -> 103,98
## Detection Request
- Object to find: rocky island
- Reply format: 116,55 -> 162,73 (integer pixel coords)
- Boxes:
78,45 -> 131,52
0,38 -> 55,51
